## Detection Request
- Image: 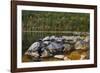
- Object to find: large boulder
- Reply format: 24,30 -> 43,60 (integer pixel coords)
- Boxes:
25,42 -> 40,56
47,41 -> 64,54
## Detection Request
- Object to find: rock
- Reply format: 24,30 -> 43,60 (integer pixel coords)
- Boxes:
47,42 -> 64,54
31,52 -> 39,57
27,42 -> 40,52
41,50 -> 48,57
50,36 -> 56,40
64,56 -> 71,60
63,44 -> 71,52
74,41 -> 82,50
81,46 -> 88,50
42,36 -> 50,41
84,36 -> 89,42
80,55 -> 86,60
54,55 -> 64,59
75,40 -> 89,50
41,50 -> 53,58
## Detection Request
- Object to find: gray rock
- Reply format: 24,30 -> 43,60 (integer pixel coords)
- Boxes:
63,44 -> 71,52
74,39 -> 89,50
27,42 -> 40,52
41,50 -> 53,58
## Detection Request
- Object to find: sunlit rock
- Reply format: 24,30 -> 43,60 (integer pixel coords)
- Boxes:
64,56 -> 71,60
54,55 -> 64,59
42,36 -> 50,41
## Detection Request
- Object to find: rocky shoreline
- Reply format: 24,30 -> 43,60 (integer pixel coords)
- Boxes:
22,35 -> 89,62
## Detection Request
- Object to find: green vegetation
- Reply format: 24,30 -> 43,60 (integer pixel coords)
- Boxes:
22,10 -> 90,32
